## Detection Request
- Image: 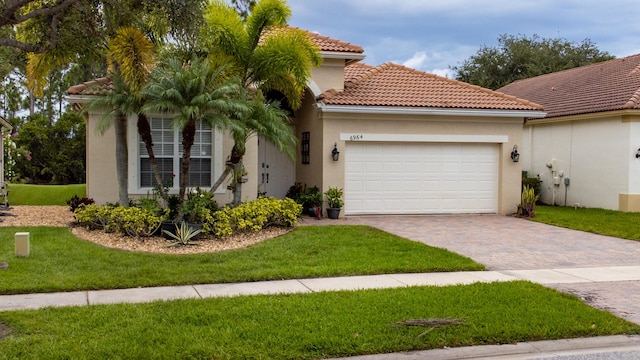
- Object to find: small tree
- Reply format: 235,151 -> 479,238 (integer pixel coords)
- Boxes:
452,34 -> 614,90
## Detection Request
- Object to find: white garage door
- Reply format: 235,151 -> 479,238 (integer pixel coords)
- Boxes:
345,142 -> 498,215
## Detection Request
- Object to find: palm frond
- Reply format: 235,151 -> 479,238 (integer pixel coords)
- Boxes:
245,0 -> 290,52
108,27 -> 155,93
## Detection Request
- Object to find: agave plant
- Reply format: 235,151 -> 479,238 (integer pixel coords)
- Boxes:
163,221 -> 202,247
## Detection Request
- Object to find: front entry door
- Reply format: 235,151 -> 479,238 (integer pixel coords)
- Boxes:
258,137 -> 295,198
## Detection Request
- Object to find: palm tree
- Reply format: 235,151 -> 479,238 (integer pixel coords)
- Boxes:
86,27 -> 156,205
200,0 -> 321,205
141,56 -> 249,203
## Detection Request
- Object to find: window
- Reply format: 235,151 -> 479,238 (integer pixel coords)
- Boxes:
301,131 -> 310,164
139,117 -> 213,188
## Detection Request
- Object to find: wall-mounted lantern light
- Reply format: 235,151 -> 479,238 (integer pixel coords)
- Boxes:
636,148 -> 640,159
331,143 -> 340,161
510,145 -> 520,163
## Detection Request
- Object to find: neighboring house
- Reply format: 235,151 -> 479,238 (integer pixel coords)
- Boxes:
498,54 -> 640,212
68,30 -> 544,215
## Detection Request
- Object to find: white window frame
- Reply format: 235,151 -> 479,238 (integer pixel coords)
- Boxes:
127,114 -> 225,195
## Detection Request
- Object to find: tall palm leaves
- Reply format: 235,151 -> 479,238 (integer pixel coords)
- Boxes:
201,0 -> 321,204
87,27 -> 155,205
142,56 -> 248,202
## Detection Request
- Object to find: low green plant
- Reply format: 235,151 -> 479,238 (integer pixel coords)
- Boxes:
519,185 -> 540,217
298,186 -> 323,208
106,206 -> 164,238
179,187 -> 218,223
212,197 -> 302,237
75,204 -> 163,238
74,203 -> 112,229
163,221 -> 202,246
325,187 -> 344,208
66,195 -> 95,212
522,172 -> 542,199
285,182 -> 305,202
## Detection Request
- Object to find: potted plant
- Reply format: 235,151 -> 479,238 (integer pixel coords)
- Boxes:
324,187 -> 344,219
299,186 -> 323,219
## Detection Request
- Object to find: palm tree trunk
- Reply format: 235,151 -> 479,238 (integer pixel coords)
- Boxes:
210,164 -> 233,193
137,113 -> 168,201
232,160 -> 243,207
114,112 -> 129,206
179,121 -> 196,202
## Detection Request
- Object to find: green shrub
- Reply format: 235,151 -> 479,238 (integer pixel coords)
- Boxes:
212,197 -> 302,238
66,195 -> 95,212
107,206 -> 165,238
74,204 -> 112,230
180,188 -> 218,223
75,205 -> 164,238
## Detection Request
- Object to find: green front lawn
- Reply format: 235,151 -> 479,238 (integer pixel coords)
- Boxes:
532,205 -> 640,240
1,281 -> 637,359
7,184 -> 86,206
0,225 -> 484,295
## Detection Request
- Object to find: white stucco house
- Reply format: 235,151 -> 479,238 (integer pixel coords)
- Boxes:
499,54 -> 640,212
68,29 -> 545,216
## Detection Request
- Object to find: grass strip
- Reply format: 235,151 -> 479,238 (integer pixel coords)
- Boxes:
0,226 -> 483,295
7,184 -> 86,206
532,206 -> 640,241
0,281 -> 637,359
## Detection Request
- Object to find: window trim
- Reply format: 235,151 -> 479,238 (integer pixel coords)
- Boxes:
127,114 -> 225,195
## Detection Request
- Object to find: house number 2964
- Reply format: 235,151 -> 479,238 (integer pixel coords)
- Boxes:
349,134 -> 364,141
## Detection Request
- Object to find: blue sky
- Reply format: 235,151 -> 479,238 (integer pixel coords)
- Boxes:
287,0 -> 640,78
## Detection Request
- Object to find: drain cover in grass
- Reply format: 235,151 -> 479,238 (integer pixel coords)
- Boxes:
0,262 -> 8,270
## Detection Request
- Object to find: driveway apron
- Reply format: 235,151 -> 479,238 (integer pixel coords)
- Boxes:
346,214 -> 640,325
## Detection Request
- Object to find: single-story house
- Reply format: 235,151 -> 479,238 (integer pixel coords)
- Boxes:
498,54 -> 640,211
68,30 -> 545,216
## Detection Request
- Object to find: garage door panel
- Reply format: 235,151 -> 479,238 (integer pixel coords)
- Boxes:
345,142 -> 498,215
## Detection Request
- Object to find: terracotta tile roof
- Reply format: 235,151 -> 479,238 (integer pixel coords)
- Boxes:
67,77 -> 112,96
260,26 -> 363,54
497,54 -> 640,118
319,62 -> 543,111
298,28 -> 364,54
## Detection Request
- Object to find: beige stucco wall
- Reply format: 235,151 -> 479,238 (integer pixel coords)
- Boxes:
310,59 -> 345,93
85,109 -> 119,204
318,111 -> 525,215
294,89 -> 324,190
524,113 -> 640,211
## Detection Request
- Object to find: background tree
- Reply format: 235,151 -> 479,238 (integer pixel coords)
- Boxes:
12,111 -> 85,184
451,34 -> 614,90
19,0 -> 206,201
0,0 -> 82,53
201,0 -> 321,205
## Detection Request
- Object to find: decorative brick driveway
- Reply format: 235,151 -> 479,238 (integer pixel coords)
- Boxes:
344,214 -> 640,325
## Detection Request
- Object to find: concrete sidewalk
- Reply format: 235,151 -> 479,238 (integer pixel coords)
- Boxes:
3,265 -> 640,311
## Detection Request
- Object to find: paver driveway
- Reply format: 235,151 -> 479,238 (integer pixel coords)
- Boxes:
346,215 -> 640,325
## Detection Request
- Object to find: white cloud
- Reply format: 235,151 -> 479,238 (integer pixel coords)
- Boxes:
430,68 -> 454,78
402,52 -> 429,69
